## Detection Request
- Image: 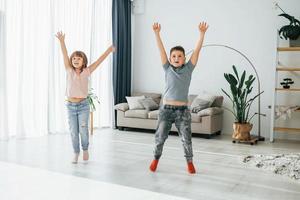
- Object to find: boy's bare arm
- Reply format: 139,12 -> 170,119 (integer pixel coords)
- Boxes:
55,31 -> 72,69
88,45 -> 115,73
190,22 -> 209,66
153,23 -> 168,65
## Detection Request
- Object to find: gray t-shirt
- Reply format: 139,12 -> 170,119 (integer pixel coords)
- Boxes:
162,60 -> 195,102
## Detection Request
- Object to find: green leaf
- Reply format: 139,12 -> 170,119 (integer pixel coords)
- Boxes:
232,65 -> 239,81
279,24 -> 300,40
230,85 -> 238,96
247,87 -> 253,94
228,74 -> 238,86
87,88 -> 100,111
224,73 -> 230,83
279,13 -> 295,23
246,77 -> 255,89
221,88 -> 232,101
238,70 -> 246,90
241,89 -> 246,100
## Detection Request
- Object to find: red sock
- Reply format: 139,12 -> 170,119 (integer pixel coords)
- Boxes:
187,162 -> 196,174
149,159 -> 159,172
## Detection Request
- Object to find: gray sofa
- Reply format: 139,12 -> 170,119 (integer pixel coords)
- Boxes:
114,92 -> 224,138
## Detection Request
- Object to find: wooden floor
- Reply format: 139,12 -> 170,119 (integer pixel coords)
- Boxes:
0,128 -> 299,200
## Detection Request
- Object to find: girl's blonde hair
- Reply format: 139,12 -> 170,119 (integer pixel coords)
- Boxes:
70,51 -> 88,71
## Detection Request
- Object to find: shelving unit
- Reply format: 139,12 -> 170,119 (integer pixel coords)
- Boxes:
275,88 -> 300,91
270,47 -> 300,142
277,47 -> 300,51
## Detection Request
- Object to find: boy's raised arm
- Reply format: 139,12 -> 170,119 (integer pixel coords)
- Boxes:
190,22 -> 209,66
153,23 -> 168,65
55,31 -> 72,70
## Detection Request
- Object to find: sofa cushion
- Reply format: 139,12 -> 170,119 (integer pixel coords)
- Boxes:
191,113 -> 201,122
125,96 -> 145,110
139,97 -> 159,111
148,110 -> 159,119
132,92 -> 161,105
197,107 -> 223,117
125,110 -> 149,119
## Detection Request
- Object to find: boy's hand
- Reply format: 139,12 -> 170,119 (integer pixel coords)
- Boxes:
152,23 -> 161,33
55,31 -> 65,41
152,22 -> 167,65
190,22 -> 209,66
198,22 -> 209,34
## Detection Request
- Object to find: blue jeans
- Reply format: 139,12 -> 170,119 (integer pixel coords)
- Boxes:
66,99 -> 90,154
153,105 -> 193,162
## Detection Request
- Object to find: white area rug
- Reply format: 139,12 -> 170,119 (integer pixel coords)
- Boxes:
243,153 -> 300,181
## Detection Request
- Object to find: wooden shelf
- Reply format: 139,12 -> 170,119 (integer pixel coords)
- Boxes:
274,127 -> 300,133
277,47 -> 300,51
276,67 -> 300,71
271,45 -> 300,142
275,88 -> 300,91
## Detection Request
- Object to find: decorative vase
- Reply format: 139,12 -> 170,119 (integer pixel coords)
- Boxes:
232,123 -> 253,141
283,85 -> 290,89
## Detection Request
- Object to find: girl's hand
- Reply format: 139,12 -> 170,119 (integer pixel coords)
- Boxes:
198,22 -> 209,34
109,45 -> 116,53
55,31 -> 65,41
152,23 -> 161,33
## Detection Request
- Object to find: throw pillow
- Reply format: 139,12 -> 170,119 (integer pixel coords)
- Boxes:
114,103 -> 129,112
138,97 -> 159,111
191,98 -> 210,113
211,96 -> 224,107
125,96 -> 145,110
196,92 -> 217,107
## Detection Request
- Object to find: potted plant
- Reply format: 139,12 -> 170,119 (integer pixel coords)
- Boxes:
280,78 -> 294,89
222,65 -> 264,141
87,88 -> 100,135
87,88 -> 100,112
275,3 -> 300,47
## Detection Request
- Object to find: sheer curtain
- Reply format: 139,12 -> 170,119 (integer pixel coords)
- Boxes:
0,0 -> 113,139
89,0 -> 114,128
0,1 -> 8,140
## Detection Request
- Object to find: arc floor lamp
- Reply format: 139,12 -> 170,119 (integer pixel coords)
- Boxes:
198,44 -> 266,141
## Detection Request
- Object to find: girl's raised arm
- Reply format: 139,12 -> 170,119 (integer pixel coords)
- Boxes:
88,45 -> 115,73
55,31 -> 72,70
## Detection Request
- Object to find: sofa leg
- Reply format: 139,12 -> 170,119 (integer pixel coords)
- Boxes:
118,127 -> 125,131
205,134 -> 211,139
216,131 -> 221,135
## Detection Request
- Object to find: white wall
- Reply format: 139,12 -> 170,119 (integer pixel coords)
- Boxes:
132,0 -> 300,140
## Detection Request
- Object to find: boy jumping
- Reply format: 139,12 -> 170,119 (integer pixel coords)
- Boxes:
149,22 -> 209,174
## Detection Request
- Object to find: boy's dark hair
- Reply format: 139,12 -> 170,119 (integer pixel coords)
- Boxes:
170,46 -> 185,55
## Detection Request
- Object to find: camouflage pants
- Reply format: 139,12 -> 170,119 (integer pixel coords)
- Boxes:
153,105 -> 193,162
